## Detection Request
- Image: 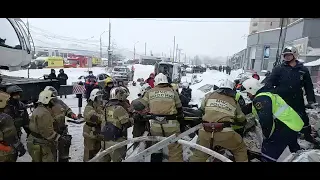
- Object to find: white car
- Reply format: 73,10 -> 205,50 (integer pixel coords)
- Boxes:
111,66 -> 133,81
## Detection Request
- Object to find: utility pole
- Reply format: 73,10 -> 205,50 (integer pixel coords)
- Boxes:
108,18 -> 112,67
274,18 -> 289,68
26,18 -> 31,78
173,36 -> 175,62
184,53 -> 187,64
175,44 -> 179,62
144,42 -> 147,55
134,41 -> 139,61
178,49 -> 182,63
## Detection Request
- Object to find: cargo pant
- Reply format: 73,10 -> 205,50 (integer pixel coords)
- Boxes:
27,135 -> 57,162
57,128 -> 71,162
100,137 -> 127,162
190,128 -> 248,162
0,146 -> 18,162
150,120 -> 183,162
83,124 -> 102,162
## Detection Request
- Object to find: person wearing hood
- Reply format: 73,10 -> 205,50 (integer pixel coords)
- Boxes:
242,78 -> 304,162
265,46 -> 318,145
57,69 -> 68,98
48,69 -> 57,79
4,85 -> 31,139
102,77 -> 115,101
145,73 -> 155,88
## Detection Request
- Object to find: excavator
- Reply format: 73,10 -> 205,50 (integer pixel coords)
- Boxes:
0,18 -> 60,104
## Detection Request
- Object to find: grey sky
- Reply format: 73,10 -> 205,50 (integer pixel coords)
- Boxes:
26,18 -> 250,58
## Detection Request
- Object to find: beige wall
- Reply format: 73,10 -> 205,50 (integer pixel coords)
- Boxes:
249,18 -> 300,34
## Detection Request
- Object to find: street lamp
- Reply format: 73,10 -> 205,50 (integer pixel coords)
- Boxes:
100,31 -> 108,59
133,41 -> 139,61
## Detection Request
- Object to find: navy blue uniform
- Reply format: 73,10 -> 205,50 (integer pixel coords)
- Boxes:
265,60 -> 316,138
253,88 -> 300,162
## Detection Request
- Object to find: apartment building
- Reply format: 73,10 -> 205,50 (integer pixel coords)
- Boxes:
249,18 -> 300,34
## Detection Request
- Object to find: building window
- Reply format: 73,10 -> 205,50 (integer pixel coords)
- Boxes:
270,22 -> 273,26
252,22 -> 258,26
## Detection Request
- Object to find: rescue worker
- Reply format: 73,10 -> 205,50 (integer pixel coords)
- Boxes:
0,91 -> 26,162
219,65 -> 222,72
180,82 -> 192,107
102,77 -> 114,101
57,69 -> 68,98
101,87 -> 133,162
265,46 -> 317,145
83,89 -> 105,162
142,73 -> 185,162
118,86 -> 131,113
44,86 -> 78,162
48,69 -> 57,79
190,78 -> 248,162
131,84 -> 151,148
242,78 -> 303,162
27,90 -> 71,162
85,78 -> 99,102
86,71 -> 96,80
4,85 -> 31,139
145,73 -> 155,88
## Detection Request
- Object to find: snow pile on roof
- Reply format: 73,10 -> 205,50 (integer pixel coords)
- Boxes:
307,48 -> 320,56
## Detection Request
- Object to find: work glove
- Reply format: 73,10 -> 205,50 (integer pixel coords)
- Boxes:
13,142 -> 26,157
71,113 -> 78,120
132,113 -> 143,122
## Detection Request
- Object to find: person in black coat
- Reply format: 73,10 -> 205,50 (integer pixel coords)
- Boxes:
265,46 -> 318,145
48,69 -> 57,79
57,69 -> 69,98
180,83 -> 192,107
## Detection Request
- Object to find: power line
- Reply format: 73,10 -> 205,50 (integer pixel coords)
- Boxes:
119,18 -> 283,23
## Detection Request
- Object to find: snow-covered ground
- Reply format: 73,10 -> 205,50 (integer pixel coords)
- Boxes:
3,66 -> 319,162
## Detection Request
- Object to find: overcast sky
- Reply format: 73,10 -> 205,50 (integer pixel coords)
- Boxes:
26,18 -> 250,58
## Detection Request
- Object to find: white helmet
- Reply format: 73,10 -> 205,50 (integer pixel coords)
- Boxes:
37,90 -> 55,104
44,86 -> 58,97
241,78 -> 263,96
154,73 -> 168,86
282,46 -> 299,59
182,82 -> 189,88
218,78 -> 235,89
110,87 -> 127,101
139,84 -> 151,96
89,89 -> 103,102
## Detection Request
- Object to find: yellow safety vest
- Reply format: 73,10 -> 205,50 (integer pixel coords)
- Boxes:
232,92 -> 243,130
252,92 -> 304,138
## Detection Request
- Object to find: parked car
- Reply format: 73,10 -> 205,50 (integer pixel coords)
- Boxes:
111,66 -> 133,82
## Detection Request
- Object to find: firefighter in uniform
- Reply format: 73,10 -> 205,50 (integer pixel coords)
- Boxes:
190,78 -> 248,162
4,85 -> 31,139
131,84 -> 151,147
44,86 -> 78,162
242,78 -> 303,162
101,87 -> 133,162
27,90 -> 71,162
102,77 -> 114,101
0,91 -> 26,162
83,89 -> 105,162
142,73 -> 185,162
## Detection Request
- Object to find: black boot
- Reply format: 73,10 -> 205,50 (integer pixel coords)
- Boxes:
150,153 -> 163,162
59,158 -> 70,162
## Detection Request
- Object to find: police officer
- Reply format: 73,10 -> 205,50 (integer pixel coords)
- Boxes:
4,85 -> 31,139
83,89 -> 105,162
242,78 -> 304,162
190,78 -> 248,162
131,84 -> 151,147
44,86 -> 78,162
265,46 -> 317,144
27,90 -> 71,162
57,69 -> 68,98
142,73 -> 185,162
0,91 -> 26,162
101,87 -> 133,162
48,69 -> 57,79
